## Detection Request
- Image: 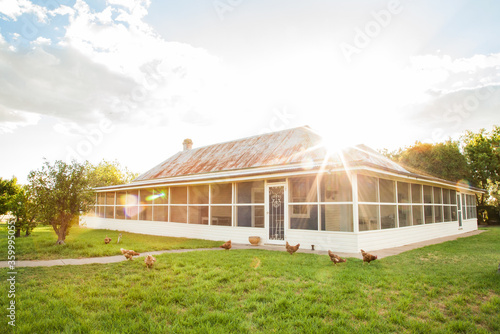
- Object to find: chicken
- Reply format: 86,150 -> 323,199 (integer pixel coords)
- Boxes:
117,233 -> 122,244
328,250 -> 347,265
285,241 -> 300,255
144,255 -> 156,268
220,240 -> 231,250
120,248 -> 140,260
360,249 -> 378,264
104,236 -> 112,244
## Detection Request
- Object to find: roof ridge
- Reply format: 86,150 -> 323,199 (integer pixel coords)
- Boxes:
183,125 -> 317,153
133,125 -> 319,182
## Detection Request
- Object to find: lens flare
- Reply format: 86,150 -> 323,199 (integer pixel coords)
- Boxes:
250,257 -> 261,269
146,192 -> 166,201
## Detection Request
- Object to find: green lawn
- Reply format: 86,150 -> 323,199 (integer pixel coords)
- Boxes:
0,224 -> 223,260
1,228 -> 499,333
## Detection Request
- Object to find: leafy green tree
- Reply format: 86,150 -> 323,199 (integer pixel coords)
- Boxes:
462,126 -> 500,206
386,140 -> 469,182
0,177 -> 18,218
86,160 -> 139,188
8,185 -> 38,237
29,160 -> 95,244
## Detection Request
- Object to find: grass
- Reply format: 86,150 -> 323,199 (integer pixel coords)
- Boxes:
0,224 -> 223,260
1,228 -> 500,333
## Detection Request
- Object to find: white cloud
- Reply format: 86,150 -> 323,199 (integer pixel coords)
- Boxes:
0,0 -> 48,22
0,0 -> 223,131
400,53 -> 500,142
0,108 -> 40,134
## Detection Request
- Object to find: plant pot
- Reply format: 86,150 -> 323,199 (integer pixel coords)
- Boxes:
249,236 -> 261,245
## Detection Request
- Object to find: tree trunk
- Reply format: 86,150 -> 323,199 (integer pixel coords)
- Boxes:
55,222 -> 68,245
15,228 -> 21,238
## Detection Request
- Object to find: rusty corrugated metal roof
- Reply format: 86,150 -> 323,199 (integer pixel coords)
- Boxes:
134,126 -> 411,182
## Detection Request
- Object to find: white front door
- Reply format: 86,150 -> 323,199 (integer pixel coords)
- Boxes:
266,183 -> 287,244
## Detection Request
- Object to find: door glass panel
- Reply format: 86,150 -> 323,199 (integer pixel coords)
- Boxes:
269,186 -> 285,240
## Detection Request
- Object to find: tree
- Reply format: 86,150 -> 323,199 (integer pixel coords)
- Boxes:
86,160 -> 139,188
385,140 -> 470,182
0,177 -> 18,219
462,126 -> 500,206
8,185 -> 37,237
29,160 -> 95,244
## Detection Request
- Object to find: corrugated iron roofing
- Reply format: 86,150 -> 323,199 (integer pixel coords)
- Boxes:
134,126 -> 411,182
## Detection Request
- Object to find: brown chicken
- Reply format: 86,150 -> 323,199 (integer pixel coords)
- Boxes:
360,249 -> 377,264
120,248 -> 140,260
104,236 -> 111,244
285,241 -> 300,255
144,255 -> 156,268
220,240 -> 231,250
328,250 -> 347,265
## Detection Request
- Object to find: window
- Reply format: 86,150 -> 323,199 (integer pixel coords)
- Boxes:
170,206 -> 187,223
359,204 -> 379,231
379,179 -> 395,203
381,205 -> 397,229
423,186 -> 433,204
450,190 -> 457,205
290,205 -> 318,230
106,192 -> 115,205
189,206 -> 209,224
105,206 -> 114,219
126,190 -> 138,205
397,182 -> 410,203
442,189 -> 450,205
189,185 -> 209,204
358,175 -> 378,202
443,206 -> 451,222
139,206 -> 153,221
237,206 -> 264,228
154,206 -> 168,222
211,206 -> 232,226
434,205 -> 443,223
451,206 -> 457,221
433,187 -> 442,204
289,176 -> 317,203
117,191 -> 126,205
139,189 -> 153,205
154,188 -> 168,204
125,190 -> 138,220
320,173 -> 352,202
321,205 -> 353,232
211,183 -> 232,204
411,184 -> 422,203
424,205 -> 434,224
236,181 -> 264,228
98,193 -> 105,205
237,181 -> 264,203
412,206 -> 424,225
115,206 -> 125,220
171,187 -> 187,204
398,205 -> 411,227
466,194 -> 477,219
125,206 -> 138,220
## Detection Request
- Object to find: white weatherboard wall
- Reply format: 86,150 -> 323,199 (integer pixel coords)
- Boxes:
357,220 -> 478,251
286,230 -> 360,253
81,216 -> 478,253
80,216 -> 266,244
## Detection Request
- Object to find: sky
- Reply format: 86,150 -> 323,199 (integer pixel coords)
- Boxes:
1,0 -> 500,183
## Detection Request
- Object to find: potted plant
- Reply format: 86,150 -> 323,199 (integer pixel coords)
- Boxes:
248,236 -> 261,245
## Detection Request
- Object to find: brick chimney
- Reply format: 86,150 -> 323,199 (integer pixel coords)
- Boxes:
182,138 -> 193,151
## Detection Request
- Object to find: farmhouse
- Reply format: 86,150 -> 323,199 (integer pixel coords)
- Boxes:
82,126 -> 481,252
